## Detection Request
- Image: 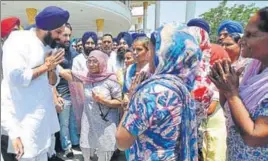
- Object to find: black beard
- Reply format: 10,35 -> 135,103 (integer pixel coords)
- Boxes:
44,32 -> 59,49
77,48 -> 83,54
57,43 -> 69,51
117,47 -> 126,63
84,48 -> 94,56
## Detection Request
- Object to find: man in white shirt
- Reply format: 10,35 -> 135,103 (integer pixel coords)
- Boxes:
1,6 -> 69,161
100,34 -> 117,73
1,17 -> 21,161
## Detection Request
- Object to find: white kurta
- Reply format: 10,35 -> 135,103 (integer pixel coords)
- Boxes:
107,51 -> 118,73
72,54 -> 88,73
1,29 -> 60,158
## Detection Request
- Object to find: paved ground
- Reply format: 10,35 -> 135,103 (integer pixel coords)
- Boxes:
57,149 -> 126,161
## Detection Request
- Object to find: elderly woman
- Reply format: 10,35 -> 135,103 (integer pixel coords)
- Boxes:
209,7 -> 268,161
60,50 -> 122,161
116,23 -> 202,161
217,20 -> 244,43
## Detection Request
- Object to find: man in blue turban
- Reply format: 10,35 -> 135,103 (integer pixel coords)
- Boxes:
35,6 -> 70,48
117,32 -> 133,50
1,6 -> 69,161
35,6 -> 69,31
187,18 -> 210,34
72,32 -> 98,73
217,20 -> 244,42
82,32 -> 98,56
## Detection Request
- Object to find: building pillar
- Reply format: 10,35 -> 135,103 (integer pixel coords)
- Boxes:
96,19 -> 104,38
26,8 -> 37,25
143,2 -> 148,33
185,1 -> 196,23
138,17 -> 143,32
135,24 -> 138,32
155,1 -> 160,29
125,0 -> 130,9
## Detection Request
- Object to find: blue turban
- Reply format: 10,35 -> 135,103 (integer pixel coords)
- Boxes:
217,20 -> 244,36
24,24 -> 36,30
137,33 -> 147,38
187,18 -> 210,34
82,32 -> 98,47
131,33 -> 147,41
117,32 -> 133,47
35,6 -> 70,31
131,33 -> 138,41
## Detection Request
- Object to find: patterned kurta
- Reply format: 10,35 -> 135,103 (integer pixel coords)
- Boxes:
123,75 -> 197,161
122,23 -> 202,161
225,94 -> 268,161
225,60 -> 268,161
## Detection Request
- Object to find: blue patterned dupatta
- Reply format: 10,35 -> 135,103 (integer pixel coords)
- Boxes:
127,23 -> 202,161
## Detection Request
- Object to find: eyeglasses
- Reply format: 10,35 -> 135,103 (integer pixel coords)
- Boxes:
86,59 -> 99,65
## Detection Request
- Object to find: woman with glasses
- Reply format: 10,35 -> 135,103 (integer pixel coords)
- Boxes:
59,50 -> 122,161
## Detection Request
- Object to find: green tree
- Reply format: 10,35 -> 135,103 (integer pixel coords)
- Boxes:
200,0 -> 260,43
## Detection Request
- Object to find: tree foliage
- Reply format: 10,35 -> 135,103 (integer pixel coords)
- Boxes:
200,0 -> 260,42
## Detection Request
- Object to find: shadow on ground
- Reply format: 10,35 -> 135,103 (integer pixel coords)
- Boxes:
57,149 -> 126,161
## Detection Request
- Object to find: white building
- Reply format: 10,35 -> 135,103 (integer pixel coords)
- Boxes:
1,1 -> 195,37
1,1 -> 133,37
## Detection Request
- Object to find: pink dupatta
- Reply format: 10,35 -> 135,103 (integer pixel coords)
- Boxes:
239,59 -> 268,114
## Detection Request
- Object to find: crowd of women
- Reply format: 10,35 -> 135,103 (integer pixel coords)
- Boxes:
1,5 -> 268,161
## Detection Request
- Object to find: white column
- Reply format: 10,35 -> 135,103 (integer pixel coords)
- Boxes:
125,0 -> 130,9
143,2 -> 148,33
185,1 -> 196,23
154,1 -> 160,29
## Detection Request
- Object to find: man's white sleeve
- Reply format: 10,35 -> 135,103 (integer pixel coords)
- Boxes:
1,88 -> 21,139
